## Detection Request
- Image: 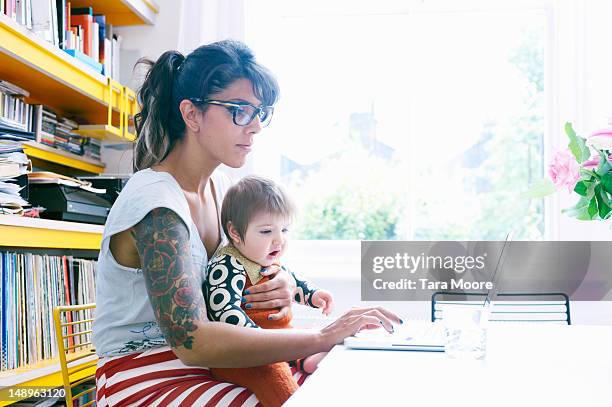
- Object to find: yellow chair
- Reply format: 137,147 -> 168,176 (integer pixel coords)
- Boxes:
53,303 -> 98,407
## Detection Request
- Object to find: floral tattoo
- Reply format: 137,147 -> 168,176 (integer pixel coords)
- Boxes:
132,208 -> 205,350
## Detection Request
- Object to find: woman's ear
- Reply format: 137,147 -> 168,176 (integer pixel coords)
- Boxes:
227,221 -> 242,245
179,99 -> 201,133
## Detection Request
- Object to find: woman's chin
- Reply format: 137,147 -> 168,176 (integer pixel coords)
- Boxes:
224,157 -> 247,169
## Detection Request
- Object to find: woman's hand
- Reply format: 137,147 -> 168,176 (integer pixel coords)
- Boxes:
319,306 -> 402,348
242,265 -> 296,320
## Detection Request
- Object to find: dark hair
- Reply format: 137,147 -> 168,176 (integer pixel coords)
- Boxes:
133,40 -> 280,171
222,176 -> 296,243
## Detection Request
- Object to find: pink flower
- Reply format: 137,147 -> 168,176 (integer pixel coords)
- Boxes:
582,156 -> 599,169
582,153 -> 612,169
548,150 -> 580,192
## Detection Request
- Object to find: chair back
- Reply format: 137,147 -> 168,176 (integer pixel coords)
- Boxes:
53,303 -> 97,407
431,292 -> 571,325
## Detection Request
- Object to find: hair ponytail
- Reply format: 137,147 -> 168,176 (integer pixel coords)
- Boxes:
132,41 -> 280,172
133,50 -> 185,171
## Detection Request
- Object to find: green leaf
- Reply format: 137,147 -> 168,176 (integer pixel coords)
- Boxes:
573,180 -> 590,197
521,178 -> 556,199
595,185 -> 611,219
565,122 -> 591,163
596,158 -> 612,178
562,196 -> 592,220
602,173 -> 612,194
588,196 -> 599,219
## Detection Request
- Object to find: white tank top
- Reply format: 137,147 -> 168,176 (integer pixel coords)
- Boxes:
92,168 -> 231,357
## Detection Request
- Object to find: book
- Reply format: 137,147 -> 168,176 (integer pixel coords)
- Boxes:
103,37 -> 112,76
30,0 -> 55,44
49,0 -> 58,46
71,12 -> 92,57
5,0 -> 16,20
111,34 -> 122,81
70,6 -> 91,15
24,0 -> 32,29
0,252 -> 5,371
55,0 -> 66,49
15,0 -> 25,25
63,48 -> 103,73
0,252 -> 97,371
0,162 -> 20,177
91,21 -> 99,63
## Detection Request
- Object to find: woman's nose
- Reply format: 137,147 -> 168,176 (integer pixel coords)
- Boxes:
247,114 -> 263,134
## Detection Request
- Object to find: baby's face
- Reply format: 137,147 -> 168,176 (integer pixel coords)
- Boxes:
234,212 -> 291,267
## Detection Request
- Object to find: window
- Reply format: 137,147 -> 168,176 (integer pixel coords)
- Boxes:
246,0 -> 549,241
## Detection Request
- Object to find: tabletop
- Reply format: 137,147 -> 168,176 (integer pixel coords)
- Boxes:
286,322 -> 612,407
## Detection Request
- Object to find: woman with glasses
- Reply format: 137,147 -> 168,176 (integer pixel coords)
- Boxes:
92,40 -> 400,406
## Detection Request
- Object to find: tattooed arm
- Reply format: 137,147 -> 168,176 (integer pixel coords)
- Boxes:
131,207 -> 205,351
131,207 -> 399,368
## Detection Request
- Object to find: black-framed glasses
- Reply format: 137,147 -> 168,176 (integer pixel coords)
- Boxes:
189,98 -> 274,127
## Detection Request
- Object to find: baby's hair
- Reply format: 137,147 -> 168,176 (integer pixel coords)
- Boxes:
222,176 -> 296,242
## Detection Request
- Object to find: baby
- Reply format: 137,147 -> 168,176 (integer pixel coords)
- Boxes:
202,175 -> 333,407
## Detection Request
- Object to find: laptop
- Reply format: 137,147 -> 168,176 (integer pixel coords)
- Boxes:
343,320 -> 446,352
344,233 -> 514,351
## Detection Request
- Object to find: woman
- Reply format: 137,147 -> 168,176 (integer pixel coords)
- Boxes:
92,40 -> 400,406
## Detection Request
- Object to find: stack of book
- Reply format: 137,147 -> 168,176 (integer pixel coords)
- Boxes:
2,1 -> 122,78
82,136 -> 101,161
0,253 -> 97,371
0,140 -> 29,215
40,107 -> 89,156
0,80 -> 33,133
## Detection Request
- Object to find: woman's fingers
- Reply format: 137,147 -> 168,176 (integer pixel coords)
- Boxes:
244,279 -> 277,295
320,306 -> 402,347
348,306 -> 402,325
349,311 -> 394,334
244,293 -> 291,309
259,265 -> 282,277
351,315 -> 393,334
244,279 -> 293,304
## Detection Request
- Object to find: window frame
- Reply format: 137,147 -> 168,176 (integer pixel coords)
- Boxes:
244,0 -> 582,266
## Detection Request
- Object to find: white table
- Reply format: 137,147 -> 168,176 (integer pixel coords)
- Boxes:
287,323 -> 612,407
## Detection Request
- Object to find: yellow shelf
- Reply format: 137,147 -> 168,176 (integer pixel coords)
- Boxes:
0,13 -> 129,125
0,215 -> 103,250
70,0 -> 159,26
22,141 -> 105,174
0,350 -> 97,406
75,124 -> 136,143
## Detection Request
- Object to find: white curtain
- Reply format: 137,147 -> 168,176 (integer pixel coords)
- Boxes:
177,0 -> 247,54
176,0 -> 254,178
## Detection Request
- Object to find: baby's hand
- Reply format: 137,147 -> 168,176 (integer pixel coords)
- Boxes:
311,290 -> 334,316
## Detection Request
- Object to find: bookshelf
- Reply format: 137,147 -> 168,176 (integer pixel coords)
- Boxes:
0,351 -> 97,407
22,141 -> 105,174
0,1 -> 158,404
0,12 -> 137,142
0,217 -> 102,405
0,216 -> 103,250
70,0 -> 159,26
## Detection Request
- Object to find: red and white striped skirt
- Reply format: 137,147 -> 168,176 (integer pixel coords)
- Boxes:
95,346 -> 309,406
